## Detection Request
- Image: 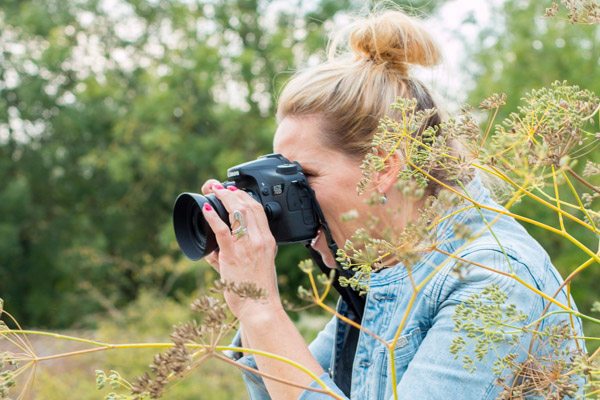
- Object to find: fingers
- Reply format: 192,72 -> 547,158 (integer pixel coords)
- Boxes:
211,186 -> 272,236
201,183 -> 276,269
201,179 -> 223,195
201,179 -> 265,231
202,202 -> 234,254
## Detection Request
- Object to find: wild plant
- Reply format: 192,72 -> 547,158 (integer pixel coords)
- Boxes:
2,2 -> 600,399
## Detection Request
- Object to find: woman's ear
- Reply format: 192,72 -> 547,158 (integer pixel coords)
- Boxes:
373,150 -> 403,195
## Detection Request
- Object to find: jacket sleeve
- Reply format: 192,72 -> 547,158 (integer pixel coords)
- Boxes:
228,314 -> 341,399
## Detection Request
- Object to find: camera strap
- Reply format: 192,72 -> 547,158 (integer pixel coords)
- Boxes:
298,181 -> 366,320
304,245 -> 366,321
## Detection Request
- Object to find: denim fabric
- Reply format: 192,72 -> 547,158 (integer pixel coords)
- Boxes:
228,175 -> 585,399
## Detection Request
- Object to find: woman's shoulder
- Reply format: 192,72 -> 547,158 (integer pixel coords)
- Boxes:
433,175 -> 555,294
424,233 -> 555,311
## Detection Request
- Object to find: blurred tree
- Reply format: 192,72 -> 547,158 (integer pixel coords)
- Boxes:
0,0 -> 448,328
468,0 -> 600,114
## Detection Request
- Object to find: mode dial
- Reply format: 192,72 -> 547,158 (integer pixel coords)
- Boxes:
276,164 -> 298,175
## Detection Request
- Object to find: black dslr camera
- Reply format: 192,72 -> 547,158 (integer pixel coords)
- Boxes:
173,153 -> 321,260
173,153 -> 367,319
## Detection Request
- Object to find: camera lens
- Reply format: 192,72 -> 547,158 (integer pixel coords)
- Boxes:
173,192 -> 228,260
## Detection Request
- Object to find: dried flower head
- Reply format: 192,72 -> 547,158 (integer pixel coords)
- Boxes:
170,321 -> 204,345
211,279 -> 268,300
485,81 -> 599,193
450,284 -> 528,373
0,310 -> 19,400
130,341 -> 193,399
545,0 -> 600,24
583,160 -> 600,177
479,93 -> 507,110
495,323 -> 582,400
544,3 -> 560,18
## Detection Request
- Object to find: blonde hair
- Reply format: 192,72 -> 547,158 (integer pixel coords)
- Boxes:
276,10 -> 442,161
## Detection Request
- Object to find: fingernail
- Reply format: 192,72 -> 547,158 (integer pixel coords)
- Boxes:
227,186 -> 238,191
211,184 -> 224,190
204,203 -> 212,211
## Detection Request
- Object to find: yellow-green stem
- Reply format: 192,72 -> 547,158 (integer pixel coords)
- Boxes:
212,353 -> 341,398
552,166 -> 566,232
409,161 -> 600,266
216,345 -> 343,399
561,169 -> 598,231
389,291 -> 417,400
313,299 -> 386,346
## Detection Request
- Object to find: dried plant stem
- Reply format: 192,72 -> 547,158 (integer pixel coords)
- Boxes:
34,343 -> 181,362
1,310 -> 34,355
20,362 -> 37,400
389,290 -> 417,400
217,345 -> 344,399
561,169 -> 598,231
212,353 -> 341,398
526,310 -> 600,329
552,166 -> 566,232
481,105 -> 500,146
310,292 -> 387,346
307,269 -> 332,304
566,283 -> 580,352
485,164 -> 597,233
590,345 -> 600,362
434,205 -> 477,227
433,247 -> 573,313
530,181 -> 600,219
560,257 -> 599,295
0,327 -> 345,399
411,161 -> 600,266
581,103 -> 600,122
531,256 -> 599,345
566,166 -> 600,195
0,329 -> 108,347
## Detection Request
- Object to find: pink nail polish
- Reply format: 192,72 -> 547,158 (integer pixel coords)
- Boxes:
212,184 -> 224,190
204,203 -> 212,211
227,186 -> 238,191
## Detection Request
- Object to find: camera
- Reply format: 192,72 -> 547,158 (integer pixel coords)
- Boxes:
173,153 -> 321,260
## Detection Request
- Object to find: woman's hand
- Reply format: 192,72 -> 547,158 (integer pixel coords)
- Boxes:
200,180 -> 326,400
200,179 -> 281,322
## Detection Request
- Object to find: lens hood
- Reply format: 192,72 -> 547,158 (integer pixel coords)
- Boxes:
172,192 -> 228,260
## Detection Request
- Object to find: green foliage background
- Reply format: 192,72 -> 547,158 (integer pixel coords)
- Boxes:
0,0 -> 444,329
1,0 -> 600,395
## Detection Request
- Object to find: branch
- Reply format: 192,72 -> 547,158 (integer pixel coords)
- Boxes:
566,166 -> 600,195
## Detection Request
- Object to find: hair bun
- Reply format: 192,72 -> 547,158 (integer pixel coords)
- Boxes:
346,10 -> 441,74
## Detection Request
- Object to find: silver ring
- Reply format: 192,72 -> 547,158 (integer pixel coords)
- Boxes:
231,210 -> 248,240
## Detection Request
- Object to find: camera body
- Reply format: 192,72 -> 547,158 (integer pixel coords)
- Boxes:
173,153 -> 320,260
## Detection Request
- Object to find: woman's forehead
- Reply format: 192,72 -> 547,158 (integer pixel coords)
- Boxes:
273,117 -> 322,159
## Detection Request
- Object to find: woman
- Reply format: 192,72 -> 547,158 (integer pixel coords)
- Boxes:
200,10 -> 584,399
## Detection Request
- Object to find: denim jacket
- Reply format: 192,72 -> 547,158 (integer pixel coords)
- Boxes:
228,175 -> 585,399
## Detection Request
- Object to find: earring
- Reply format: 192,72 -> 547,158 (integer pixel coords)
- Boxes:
381,193 -> 387,205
